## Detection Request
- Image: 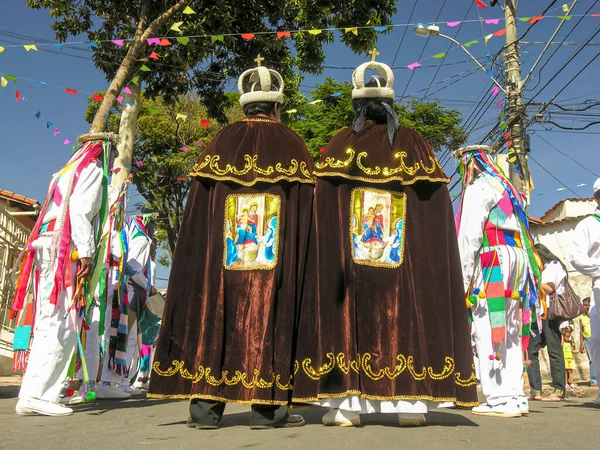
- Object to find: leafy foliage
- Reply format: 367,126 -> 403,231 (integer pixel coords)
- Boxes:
28,0 -> 397,122
288,79 -> 469,159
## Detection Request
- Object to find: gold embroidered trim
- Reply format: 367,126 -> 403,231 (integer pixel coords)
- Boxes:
152,360 -> 298,391
299,352 -> 477,388
315,147 -> 446,181
191,154 -> 313,181
292,392 -> 479,407
190,172 -> 316,187
242,117 -> 278,124
147,393 -> 289,406
350,187 -> 407,269
223,193 -> 281,271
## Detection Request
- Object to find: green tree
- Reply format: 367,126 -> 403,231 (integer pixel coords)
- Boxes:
289,79 -> 469,159
85,92 -> 243,261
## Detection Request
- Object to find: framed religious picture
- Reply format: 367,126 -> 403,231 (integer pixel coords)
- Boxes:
223,193 -> 281,270
350,187 -> 407,268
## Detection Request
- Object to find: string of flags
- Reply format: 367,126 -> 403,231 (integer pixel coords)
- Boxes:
0,11 -> 599,54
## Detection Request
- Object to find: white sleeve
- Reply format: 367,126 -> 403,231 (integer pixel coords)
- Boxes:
127,234 -> 151,290
569,220 -> 600,279
69,163 -> 104,259
541,262 -> 559,286
456,180 -> 496,292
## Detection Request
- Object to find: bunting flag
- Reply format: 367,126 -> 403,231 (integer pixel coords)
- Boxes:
211,35 -> 224,43
123,86 -> 132,94
1,77 -> 7,88
493,28 -> 507,36
447,21 -> 461,27
0,46 -> 4,53
176,113 -> 188,121
183,6 -> 196,14
345,27 -> 358,36
170,22 -> 183,34
92,93 -> 104,101
140,64 -> 151,72
177,37 -> 190,45
64,139 -> 71,145
159,38 -> 171,46
476,0 -> 487,8
485,18 -> 500,25
113,39 -> 125,47
23,45 -> 38,52
463,40 -> 478,48
131,76 -> 140,85
200,119 -> 211,127
308,30 -> 322,35
277,31 -> 291,39
241,33 -> 255,41
180,146 -> 189,152
433,52 -> 446,59
147,38 -> 161,45
35,111 -> 41,119
407,62 -> 421,70
65,88 -> 77,95
16,91 -> 21,102
149,51 -> 160,60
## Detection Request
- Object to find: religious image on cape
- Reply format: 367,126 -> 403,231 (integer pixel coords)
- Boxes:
224,193 -> 281,270
350,188 -> 406,268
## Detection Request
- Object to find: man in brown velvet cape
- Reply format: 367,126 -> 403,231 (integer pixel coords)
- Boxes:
292,51 -> 478,427
149,59 -> 314,430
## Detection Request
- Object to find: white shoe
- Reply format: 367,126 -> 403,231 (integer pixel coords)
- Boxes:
16,397 -> 73,417
517,396 -> 529,415
141,381 -> 150,391
121,385 -> 142,396
398,413 -> 426,426
59,395 -> 85,406
95,383 -> 131,400
472,399 -> 521,418
593,393 -> 600,405
322,409 -> 361,427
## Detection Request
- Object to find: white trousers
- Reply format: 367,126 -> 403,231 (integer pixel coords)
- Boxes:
76,304 -> 100,381
19,247 -> 78,403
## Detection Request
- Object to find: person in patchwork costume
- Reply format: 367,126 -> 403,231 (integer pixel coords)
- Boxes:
455,145 -> 542,418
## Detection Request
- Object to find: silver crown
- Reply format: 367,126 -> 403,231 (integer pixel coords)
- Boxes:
238,55 -> 284,107
352,48 -> 395,100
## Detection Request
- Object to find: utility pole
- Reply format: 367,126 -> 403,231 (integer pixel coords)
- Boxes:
504,0 -> 530,204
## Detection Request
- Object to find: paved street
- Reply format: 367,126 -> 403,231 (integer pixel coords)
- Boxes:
1,382 -> 599,450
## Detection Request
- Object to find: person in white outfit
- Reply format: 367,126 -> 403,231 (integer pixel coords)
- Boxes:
455,145 -> 542,418
13,132 -> 119,417
568,178 -> 600,406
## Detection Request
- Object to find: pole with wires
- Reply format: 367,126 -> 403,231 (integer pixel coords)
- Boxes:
504,0 -> 530,206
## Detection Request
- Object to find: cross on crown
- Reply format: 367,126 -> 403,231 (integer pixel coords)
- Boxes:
369,48 -> 380,61
254,54 -> 265,67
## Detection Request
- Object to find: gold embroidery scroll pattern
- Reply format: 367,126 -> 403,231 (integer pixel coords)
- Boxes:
252,155 -> 274,176
407,356 -> 427,381
301,353 -> 336,380
454,364 -> 478,387
356,152 -> 381,176
192,154 -> 311,180
361,353 -> 385,381
314,148 -> 355,170
427,357 -> 455,380
384,354 -> 408,379
300,161 -> 312,179
275,159 -> 299,176
422,156 -> 439,175
209,154 -> 254,176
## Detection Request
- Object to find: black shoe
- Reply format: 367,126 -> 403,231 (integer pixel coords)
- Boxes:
250,414 -> 306,430
186,417 -> 219,430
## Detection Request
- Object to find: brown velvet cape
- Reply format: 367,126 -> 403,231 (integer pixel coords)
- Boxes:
292,122 -> 478,406
149,118 -> 314,405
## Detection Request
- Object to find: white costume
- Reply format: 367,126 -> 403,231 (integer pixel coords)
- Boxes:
568,181 -> 600,405
18,161 -> 104,410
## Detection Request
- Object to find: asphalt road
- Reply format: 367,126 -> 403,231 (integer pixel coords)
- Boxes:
1,393 -> 599,450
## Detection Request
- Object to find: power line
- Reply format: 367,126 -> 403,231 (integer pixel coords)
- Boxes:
535,132 -> 600,178
529,153 -> 582,198
391,0 -> 419,67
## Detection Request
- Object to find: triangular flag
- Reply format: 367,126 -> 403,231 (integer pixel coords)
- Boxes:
147,38 -> 160,45
5,75 -> 17,82
463,40 -> 478,48
92,93 -> 104,102
277,31 -> 291,39
135,160 -> 144,168
530,15 -> 544,24
497,99 -> 503,109
211,35 -> 224,43
53,43 -> 64,50
519,17 -> 532,22
200,119 -> 211,127
493,28 -> 506,36
345,27 -> 358,36
24,45 -> 38,51
159,38 -> 171,46
476,0 -> 487,8
148,107 -> 160,115
35,81 -> 46,87
241,33 -> 255,41
176,113 -> 188,121
140,64 -> 151,72
499,121 -> 508,130
35,111 -> 41,119
149,51 -> 160,60
113,39 -> 125,47
485,18 -> 500,25
433,52 -> 446,59
330,92 -> 342,97
65,88 -> 77,95
170,21 -> 183,34
15,91 -> 21,102
373,25 -> 389,32
308,29 -> 322,35
286,109 -> 298,114
117,96 -> 124,103
499,110 -> 505,119
177,177 -> 187,182
86,41 -> 98,48
54,128 -> 60,136
176,37 -> 189,45
47,121 -> 52,128
0,77 -> 7,88
447,21 -> 461,27
484,34 -> 493,44
562,4 -> 569,12
156,174 -> 165,178
63,139 -> 71,145
103,114 -> 109,120
123,86 -> 132,94
487,69 -> 494,78
309,99 -> 323,105
180,146 -> 189,152
196,141 -> 204,147
407,62 -> 421,70
557,15 -> 572,20
131,76 -> 140,85
183,6 -> 196,14
0,46 -> 4,53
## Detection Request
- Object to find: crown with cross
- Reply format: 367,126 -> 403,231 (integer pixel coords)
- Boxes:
351,47 -> 395,100
238,54 -> 285,107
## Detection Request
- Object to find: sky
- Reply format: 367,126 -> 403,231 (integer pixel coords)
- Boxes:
1,1 -> 600,286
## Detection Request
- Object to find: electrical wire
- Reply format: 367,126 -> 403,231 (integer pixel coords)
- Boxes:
535,132 -> 600,177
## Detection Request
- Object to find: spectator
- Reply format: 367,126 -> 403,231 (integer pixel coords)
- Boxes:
527,243 -> 567,402
579,298 -> 596,387
562,324 -> 576,389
